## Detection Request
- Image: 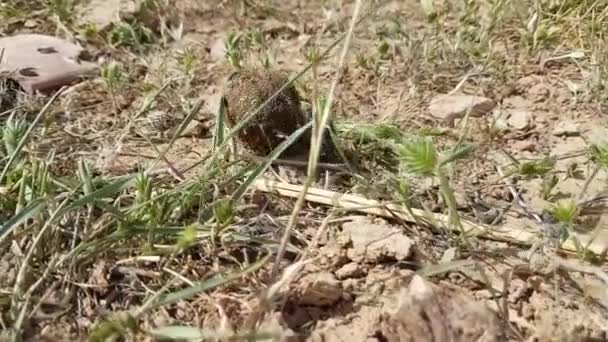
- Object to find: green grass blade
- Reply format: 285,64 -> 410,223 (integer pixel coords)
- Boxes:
214,96 -> 227,150
60,175 -> 137,214
0,198 -> 46,243
151,253 -> 270,309
440,143 -> 475,167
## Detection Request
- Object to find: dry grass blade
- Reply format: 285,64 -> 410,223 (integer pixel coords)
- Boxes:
148,326 -> 281,341
417,259 -> 477,277
270,0 -> 364,281
149,252 -> 271,309
144,97 -> 205,175
11,192 -> 74,335
253,178 -> 608,259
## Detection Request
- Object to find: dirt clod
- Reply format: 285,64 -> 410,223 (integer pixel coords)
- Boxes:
375,275 -> 506,342
553,120 -> 580,136
340,217 -> 414,263
506,109 -> 533,131
528,83 -> 551,102
294,271 -> 343,306
335,262 -> 366,279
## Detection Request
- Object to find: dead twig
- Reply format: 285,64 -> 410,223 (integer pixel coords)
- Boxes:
253,178 -> 608,260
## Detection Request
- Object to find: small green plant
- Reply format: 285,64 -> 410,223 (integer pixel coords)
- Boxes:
213,198 -> 234,227
175,224 -> 198,252
177,47 -> 199,78
2,114 -> 28,157
224,32 -> 243,68
0,3 -> 25,20
46,0 -> 75,23
100,61 -> 127,112
77,22 -> 100,42
457,0 -> 482,44
540,173 -> 559,200
244,29 -> 265,49
89,312 -> 138,342
589,143 -> 608,169
516,155 -> 556,179
134,172 -> 153,206
548,199 -> 578,230
396,135 -> 474,239
109,21 -> 155,52
397,136 -> 438,177
355,53 -> 381,76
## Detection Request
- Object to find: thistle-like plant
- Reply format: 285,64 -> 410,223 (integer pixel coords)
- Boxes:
396,135 -> 474,239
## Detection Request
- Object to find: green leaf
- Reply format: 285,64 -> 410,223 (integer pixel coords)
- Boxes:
440,143 -> 475,166
213,198 -> 234,225
60,175 -> 137,214
0,198 -> 46,243
0,88 -> 64,184
589,144 -> 608,169
549,199 -> 577,225
214,96 -> 227,150
420,0 -> 436,19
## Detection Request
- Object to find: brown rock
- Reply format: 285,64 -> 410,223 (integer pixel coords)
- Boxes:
429,94 -> 496,127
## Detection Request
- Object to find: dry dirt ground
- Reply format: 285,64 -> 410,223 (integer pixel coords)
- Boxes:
1,0 -> 608,341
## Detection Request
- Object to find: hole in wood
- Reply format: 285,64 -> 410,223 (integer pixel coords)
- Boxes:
38,46 -> 59,54
19,67 -> 39,77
